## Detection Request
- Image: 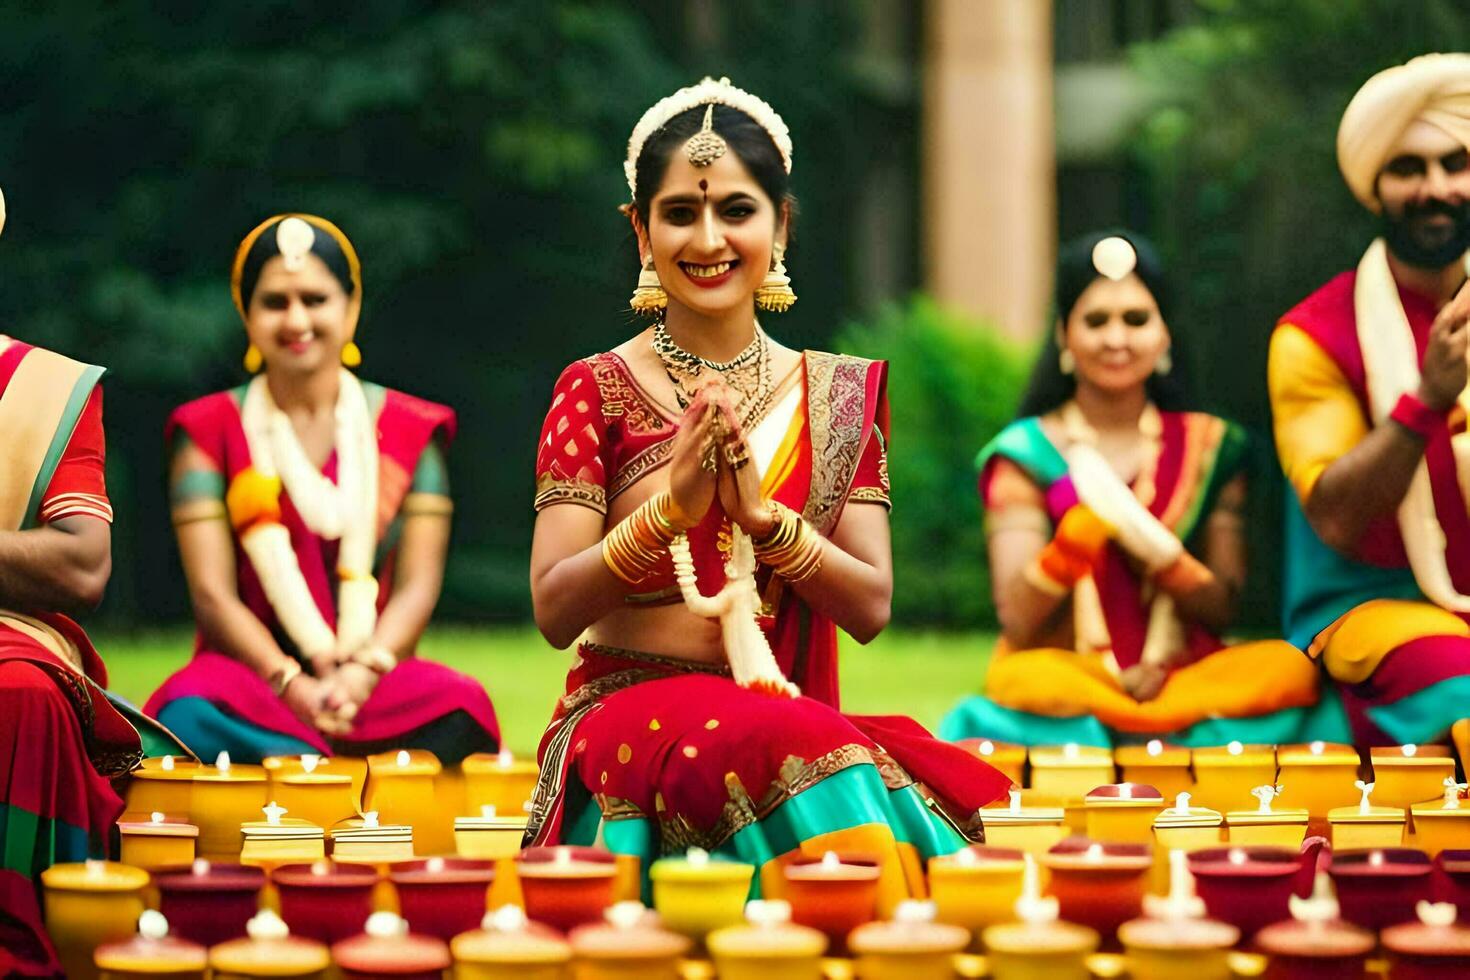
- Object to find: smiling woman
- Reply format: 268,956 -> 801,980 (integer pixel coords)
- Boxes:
526,78 -> 1010,909
143,214 -> 499,764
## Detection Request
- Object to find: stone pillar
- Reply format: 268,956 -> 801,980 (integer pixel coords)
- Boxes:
922,0 -> 1054,339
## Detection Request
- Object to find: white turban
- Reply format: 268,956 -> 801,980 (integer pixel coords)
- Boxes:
1337,53 -> 1470,212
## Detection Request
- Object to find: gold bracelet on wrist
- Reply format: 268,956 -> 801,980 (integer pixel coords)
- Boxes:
349,646 -> 397,675
269,659 -> 303,697
602,492 -> 682,585
752,501 -> 824,583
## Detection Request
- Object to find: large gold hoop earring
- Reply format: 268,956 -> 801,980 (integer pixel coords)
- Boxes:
630,257 -> 667,316
243,344 -> 264,374
755,242 -> 797,313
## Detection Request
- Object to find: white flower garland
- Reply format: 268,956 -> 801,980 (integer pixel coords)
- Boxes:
239,370 -> 380,659
670,527 -> 798,697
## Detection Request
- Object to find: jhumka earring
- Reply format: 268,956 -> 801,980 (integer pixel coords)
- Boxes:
1059,349 -> 1076,375
754,242 -> 797,313
630,256 -> 668,316
1155,348 -> 1172,375
341,342 -> 362,368
243,344 -> 264,374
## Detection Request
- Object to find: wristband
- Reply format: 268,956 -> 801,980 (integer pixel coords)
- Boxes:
269,659 -> 303,697
1390,391 -> 1446,442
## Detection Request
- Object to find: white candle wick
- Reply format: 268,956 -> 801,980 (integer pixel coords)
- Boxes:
1227,740 -> 1244,756
480,804 -> 498,819
246,910 -> 291,942
1063,742 -> 1080,759
191,858 -> 210,876
979,740 -> 995,756
820,851 -> 842,870
487,904 -> 528,933
497,748 -> 514,767
395,749 -> 411,768
300,754 -> 320,774
955,847 -> 979,867
310,860 -> 330,877
1309,740 -> 1325,756
149,811 -> 165,825
263,800 -> 287,826
1172,791 -> 1192,815
1119,782 -> 1134,801
1403,743 -> 1418,758
364,911 -> 408,939
85,858 -> 106,879
160,755 -> 175,771
1009,788 -> 1022,815
1228,848 -> 1247,866
894,899 -> 937,924
1085,843 -> 1105,863
214,750 -> 231,773
1146,739 -> 1164,757
1355,780 -> 1375,815
687,847 -> 710,868
426,857 -> 445,873
605,900 -> 646,930
138,909 -> 170,940
362,811 -> 380,829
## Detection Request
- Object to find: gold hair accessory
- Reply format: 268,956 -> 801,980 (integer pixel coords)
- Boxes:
625,77 -> 793,199
276,216 -> 317,272
685,104 -> 728,168
244,343 -> 264,374
755,242 -> 797,312
630,256 -> 668,316
341,341 -> 362,368
1091,236 -> 1138,281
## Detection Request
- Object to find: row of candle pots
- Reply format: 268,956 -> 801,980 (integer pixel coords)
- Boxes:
123,749 -> 540,862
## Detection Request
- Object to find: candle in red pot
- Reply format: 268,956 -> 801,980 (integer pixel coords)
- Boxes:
271,860 -> 378,945
1253,871 -> 1375,979
330,911 -> 452,980
516,845 -> 618,934
1041,839 -> 1152,943
1327,847 -> 1433,932
781,851 -> 882,954
389,856 -> 495,942
1186,843 -> 1321,939
1381,900 -> 1470,980
154,859 -> 265,948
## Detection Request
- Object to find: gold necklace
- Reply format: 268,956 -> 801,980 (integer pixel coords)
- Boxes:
652,321 -> 775,427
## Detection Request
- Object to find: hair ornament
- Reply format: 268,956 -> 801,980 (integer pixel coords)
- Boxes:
1091,236 -> 1138,281
276,216 -> 317,272
625,76 -> 793,198
685,104 -> 729,169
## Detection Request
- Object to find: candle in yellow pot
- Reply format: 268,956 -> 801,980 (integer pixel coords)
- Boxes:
649,847 -> 754,944
1027,743 -> 1115,801
981,855 -> 1099,980
240,802 -> 326,869
927,845 -> 1025,948
1150,793 -> 1223,892
1410,778 -> 1470,856
1117,851 -> 1240,980
1224,784 -> 1309,848
118,811 -> 198,872
450,905 -> 571,980
567,900 -> 692,980
1190,742 -> 1276,813
330,810 -> 415,864
270,758 -> 357,833
126,756 -> 198,818
1117,741 -> 1193,802
846,899 -> 969,980
1372,743 -> 1458,808
94,910 -> 208,980
193,752 -> 268,861
979,789 -> 1067,856
365,749 -> 448,855
453,805 -> 529,909
207,908 -> 331,979
706,898 -> 828,980
264,753 -> 367,800
1275,741 -> 1361,834
957,739 -> 1026,786
464,748 -> 540,818
42,859 -> 151,980
1084,782 -> 1166,844
1328,779 -> 1406,850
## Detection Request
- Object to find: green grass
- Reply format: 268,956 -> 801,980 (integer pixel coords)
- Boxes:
98,626 -> 995,755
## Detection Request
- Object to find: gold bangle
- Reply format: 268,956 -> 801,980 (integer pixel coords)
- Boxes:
269,659 -> 303,697
602,492 -> 681,585
349,646 -> 397,675
753,501 -> 824,582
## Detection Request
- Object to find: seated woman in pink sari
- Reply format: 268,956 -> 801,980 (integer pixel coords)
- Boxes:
145,214 -> 498,763
528,79 -> 1010,909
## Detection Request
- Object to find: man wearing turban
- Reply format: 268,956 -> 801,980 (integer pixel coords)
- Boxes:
0,187 -> 156,976
1269,54 -> 1470,764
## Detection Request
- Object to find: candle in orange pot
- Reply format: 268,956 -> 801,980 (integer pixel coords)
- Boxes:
927,845 -> 1025,948
464,748 -> 540,818
846,899 -> 969,980
1328,779 -> 1406,850
781,851 -> 881,954
1275,741 -> 1361,835
1371,744 -> 1457,808
118,811 -> 198,872
451,905 -> 572,980
1410,778 -> 1470,857
706,899 -> 828,980
125,756 -> 198,818
1117,741 -> 1193,802
240,801 -> 326,869
567,900 -> 692,980
956,739 -> 1026,785
365,750 -> 448,855
192,752 -> 268,861
981,855 -> 1099,980
94,910 -> 208,980
330,911 -> 452,980
43,860 -> 151,980
207,908 -> 331,979
1224,784 -> 1308,849
1190,742 -> 1276,814
516,845 -> 618,934
979,789 -> 1067,856
1381,899 -> 1470,979
1041,840 -> 1152,943
1084,782 -> 1165,843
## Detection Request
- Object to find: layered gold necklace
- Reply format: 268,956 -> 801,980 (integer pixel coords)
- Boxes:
652,321 -> 775,427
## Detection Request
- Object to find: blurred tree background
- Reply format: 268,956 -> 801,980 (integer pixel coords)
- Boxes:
2,0 -> 1467,635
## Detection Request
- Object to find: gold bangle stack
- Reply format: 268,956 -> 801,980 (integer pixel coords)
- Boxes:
602,492 -> 681,585
752,501 -> 824,583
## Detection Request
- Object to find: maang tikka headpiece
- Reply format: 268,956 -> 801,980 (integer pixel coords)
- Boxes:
684,105 -> 728,168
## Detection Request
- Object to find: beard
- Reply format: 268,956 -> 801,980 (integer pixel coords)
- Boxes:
1381,197 -> 1470,269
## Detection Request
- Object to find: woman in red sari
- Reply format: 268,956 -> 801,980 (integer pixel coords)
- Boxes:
145,214 -> 497,763
529,79 -> 1009,909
